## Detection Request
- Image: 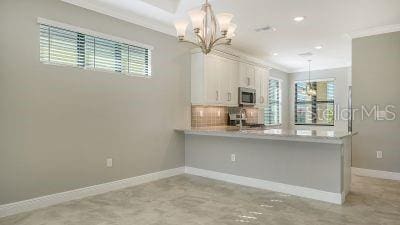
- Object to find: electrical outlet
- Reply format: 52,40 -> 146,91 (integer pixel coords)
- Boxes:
231,154 -> 236,162
376,151 -> 383,159
106,158 -> 113,167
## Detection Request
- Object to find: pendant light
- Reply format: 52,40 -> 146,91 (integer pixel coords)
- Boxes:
306,60 -> 317,96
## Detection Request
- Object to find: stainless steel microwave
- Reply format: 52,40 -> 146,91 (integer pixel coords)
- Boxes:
239,87 -> 256,106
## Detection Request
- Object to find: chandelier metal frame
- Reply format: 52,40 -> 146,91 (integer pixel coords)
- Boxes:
174,0 -> 236,54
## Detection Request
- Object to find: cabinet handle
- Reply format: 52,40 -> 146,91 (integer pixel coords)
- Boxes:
247,77 -> 250,86
228,92 -> 232,101
216,91 -> 219,101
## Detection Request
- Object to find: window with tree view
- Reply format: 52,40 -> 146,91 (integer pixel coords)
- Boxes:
295,80 -> 335,126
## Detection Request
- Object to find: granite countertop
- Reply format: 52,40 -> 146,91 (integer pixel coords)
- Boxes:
176,126 -> 356,144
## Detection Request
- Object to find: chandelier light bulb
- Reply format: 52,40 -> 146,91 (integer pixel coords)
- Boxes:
226,23 -> 237,39
216,13 -> 234,34
226,32 -> 236,39
174,20 -> 189,39
188,9 -> 206,31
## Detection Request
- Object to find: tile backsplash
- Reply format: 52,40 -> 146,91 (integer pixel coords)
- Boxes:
244,107 -> 260,124
191,106 -> 228,127
191,106 -> 262,127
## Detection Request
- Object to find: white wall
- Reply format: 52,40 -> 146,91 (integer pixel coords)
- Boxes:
289,67 -> 351,131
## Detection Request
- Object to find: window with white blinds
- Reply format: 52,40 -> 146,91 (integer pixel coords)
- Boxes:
264,79 -> 281,125
39,24 -> 152,77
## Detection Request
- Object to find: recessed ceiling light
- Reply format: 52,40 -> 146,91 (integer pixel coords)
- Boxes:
293,16 -> 305,22
273,53 -> 279,56
315,45 -> 323,50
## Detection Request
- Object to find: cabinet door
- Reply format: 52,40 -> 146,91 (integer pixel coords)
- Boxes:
255,68 -> 262,106
204,54 -> 220,104
239,63 -> 255,88
228,60 -> 239,106
255,67 -> 268,108
220,58 -> 239,106
219,57 -> 230,105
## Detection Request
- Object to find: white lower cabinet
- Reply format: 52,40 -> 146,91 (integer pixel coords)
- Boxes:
191,52 -> 239,106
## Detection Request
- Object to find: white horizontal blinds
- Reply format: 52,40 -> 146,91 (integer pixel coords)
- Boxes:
84,35 -> 95,69
94,37 -> 129,73
39,24 -> 151,76
129,46 -> 151,76
40,25 -> 79,66
39,25 -> 50,62
265,79 -> 281,125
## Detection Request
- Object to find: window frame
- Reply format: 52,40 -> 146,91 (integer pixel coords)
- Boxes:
38,17 -> 153,78
265,77 -> 282,126
294,78 -> 335,126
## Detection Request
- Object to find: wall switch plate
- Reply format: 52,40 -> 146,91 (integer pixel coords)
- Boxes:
231,154 -> 236,162
376,151 -> 383,159
106,158 -> 113,167
199,110 -> 203,117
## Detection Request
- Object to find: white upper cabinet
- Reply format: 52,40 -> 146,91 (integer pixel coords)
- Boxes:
191,51 -> 268,107
255,66 -> 269,108
204,54 -> 220,105
191,52 -> 239,106
219,57 -> 239,106
239,63 -> 256,88
239,61 -> 269,108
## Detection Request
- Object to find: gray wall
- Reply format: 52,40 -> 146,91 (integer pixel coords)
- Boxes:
352,31 -> 400,173
0,0 -> 190,204
269,69 -> 290,129
185,135 -> 343,193
289,67 -> 351,132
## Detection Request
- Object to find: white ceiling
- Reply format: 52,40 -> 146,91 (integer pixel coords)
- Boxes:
63,0 -> 400,73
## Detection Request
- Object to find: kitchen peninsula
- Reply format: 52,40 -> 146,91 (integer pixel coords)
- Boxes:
180,127 -> 354,204
185,49 -> 355,204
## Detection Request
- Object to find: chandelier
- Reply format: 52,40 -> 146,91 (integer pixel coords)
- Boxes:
174,0 -> 236,54
306,60 -> 317,96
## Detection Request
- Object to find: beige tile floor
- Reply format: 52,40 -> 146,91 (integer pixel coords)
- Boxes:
0,174 -> 399,225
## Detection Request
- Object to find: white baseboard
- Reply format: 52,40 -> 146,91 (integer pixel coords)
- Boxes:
0,167 -> 185,218
185,167 -> 343,205
352,167 -> 400,181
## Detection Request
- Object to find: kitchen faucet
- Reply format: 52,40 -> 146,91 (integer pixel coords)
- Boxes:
239,108 -> 246,130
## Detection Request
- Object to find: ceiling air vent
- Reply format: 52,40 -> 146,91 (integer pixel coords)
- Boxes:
255,26 -> 276,32
298,52 -> 313,57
